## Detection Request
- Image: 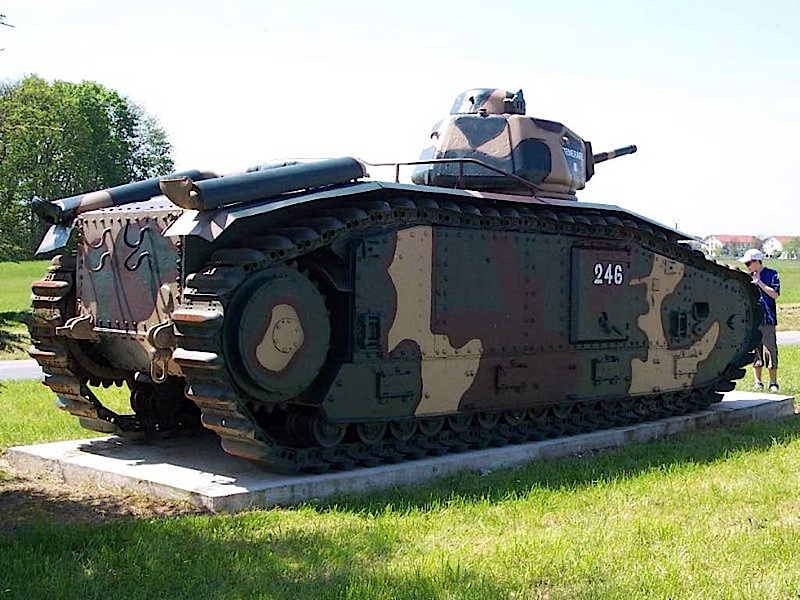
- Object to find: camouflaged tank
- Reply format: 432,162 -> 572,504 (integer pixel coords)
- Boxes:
28,88 -> 761,473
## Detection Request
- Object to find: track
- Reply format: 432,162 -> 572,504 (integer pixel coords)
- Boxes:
30,257 -> 197,438
29,255 -> 130,435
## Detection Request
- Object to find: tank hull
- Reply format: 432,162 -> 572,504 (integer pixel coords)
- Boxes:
30,184 -> 760,472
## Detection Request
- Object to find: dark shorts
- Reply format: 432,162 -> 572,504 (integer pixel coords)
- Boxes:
755,324 -> 778,369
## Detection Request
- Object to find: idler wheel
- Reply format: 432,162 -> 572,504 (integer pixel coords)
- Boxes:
356,422 -> 387,445
311,414 -> 347,448
224,267 -> 330,401
389,420 -> 416,441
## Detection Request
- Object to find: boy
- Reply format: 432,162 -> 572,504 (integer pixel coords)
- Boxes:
738,248 -> 781,391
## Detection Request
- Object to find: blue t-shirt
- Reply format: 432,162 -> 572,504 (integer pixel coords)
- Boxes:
757,267 -> 780,325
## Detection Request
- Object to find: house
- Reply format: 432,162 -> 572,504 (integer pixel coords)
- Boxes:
702,235 -> 759,258
763,236 -> 800,259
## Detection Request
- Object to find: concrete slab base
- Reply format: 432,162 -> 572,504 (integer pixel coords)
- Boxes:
6,391 -> 795,512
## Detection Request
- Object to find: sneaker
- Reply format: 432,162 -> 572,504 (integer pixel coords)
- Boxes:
754,381 -> 764,390
769,383 -> 779,393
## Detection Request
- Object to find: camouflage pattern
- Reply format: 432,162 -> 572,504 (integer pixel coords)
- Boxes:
318,225 -> 751,421
27,87 -> 759,472
413,88 -> 630,200
71,199 -> 182,380
32,170 -> 218,255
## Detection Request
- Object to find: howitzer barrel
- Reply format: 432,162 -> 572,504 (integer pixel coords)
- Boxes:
592,145 -> 637,164
160,157 -> 367,211
32,169 -> 219,225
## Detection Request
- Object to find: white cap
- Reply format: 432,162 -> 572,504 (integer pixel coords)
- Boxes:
738,248 -> 765,263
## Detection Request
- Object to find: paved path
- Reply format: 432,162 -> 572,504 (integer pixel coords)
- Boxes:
0,359 -> 43,381
778,331 -> 800,346
2,332 -> 800,382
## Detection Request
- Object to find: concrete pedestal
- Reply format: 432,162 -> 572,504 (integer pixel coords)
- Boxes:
6,391 -> 795,512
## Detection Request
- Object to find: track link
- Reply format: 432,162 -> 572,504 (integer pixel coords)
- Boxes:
29,255 -> 131,434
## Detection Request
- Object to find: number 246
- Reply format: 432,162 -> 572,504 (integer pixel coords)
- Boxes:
593,263 -> 623,285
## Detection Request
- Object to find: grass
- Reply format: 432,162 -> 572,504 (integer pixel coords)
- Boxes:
0,357 -> 799,598
735,345 -> 800,394
781,304 -> 800,331
0,260 -> 50,359
0,380 -> 130,452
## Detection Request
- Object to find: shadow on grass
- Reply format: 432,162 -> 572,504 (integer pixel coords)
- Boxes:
332,414 -> 800,513
0,310 -> 32,355
0,497 -> 507,599
0,469 -> 210,535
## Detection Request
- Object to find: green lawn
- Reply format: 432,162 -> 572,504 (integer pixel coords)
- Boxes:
1,353 -> 800,599
735,346 -> 800,394
0,260 -> 50,359
0,260 -> 50,314
0,380 -> 130,452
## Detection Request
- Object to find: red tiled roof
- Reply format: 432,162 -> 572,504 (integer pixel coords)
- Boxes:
770,236 -> 800,243
706,235 -> 758,244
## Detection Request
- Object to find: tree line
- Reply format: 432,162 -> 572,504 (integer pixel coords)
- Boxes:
0,75 -> 174,260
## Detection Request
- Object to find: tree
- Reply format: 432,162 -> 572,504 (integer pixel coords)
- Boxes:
783,239 -> 800,260
0,75 -> 174,260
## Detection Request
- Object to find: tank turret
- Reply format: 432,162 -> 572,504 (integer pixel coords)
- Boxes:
412,88 -> 636,200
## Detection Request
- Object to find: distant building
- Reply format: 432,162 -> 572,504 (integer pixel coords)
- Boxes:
763,236 -> 800,259
683,239 -> 707,253
702,235 -> 759,258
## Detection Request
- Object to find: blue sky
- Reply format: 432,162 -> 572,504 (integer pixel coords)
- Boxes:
2,0 -> 799,237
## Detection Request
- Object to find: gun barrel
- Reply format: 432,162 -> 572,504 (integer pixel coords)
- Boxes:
593,145 -> 637,164
31,169 -> 219,225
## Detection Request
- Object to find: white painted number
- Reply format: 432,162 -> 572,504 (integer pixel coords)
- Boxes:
593,263 -> 603,284
593,262 -> 624,285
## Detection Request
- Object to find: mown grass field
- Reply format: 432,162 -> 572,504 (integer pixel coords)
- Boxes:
0,380 -> 129,451
0,260 -> 49,359
0,349 -> 799,599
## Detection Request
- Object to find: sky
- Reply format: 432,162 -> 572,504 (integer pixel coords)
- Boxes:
1,0 -> 799,238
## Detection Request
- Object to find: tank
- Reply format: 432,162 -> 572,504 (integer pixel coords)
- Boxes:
28,88 -> 761,473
